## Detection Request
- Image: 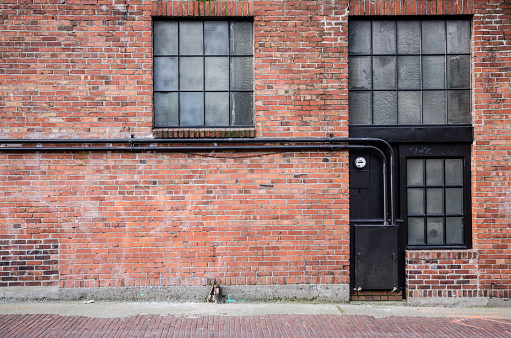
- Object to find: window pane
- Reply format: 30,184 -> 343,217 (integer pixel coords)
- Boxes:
154,57 -> 178,91
398,91 -> 421,124
373,91 -> 397,124
230,21 -> 253,55
205,21 -> 228,55
349,21 -> 371,55
426,188 -> 443,214
179,22 -> 203,55
154,21 -> 178,56
230,57 -> 253,91
446,188 -> 463,214
180,57 -> 204,91
397,21 -> 421,54
372,21 -> 396,54
373,56 -> 396,89
349,56 -> 372,90
205,57 -> 229,91
447,20 -> 471,54
180,92 -> 204,126
427,217 -> 444,244
231,92 -> 253,125
349,91 -> 372,125
205,92 -> 229,126
448,55 -> 471,88
154,92 -> 178,127
446,217 -> 463,244
408,188 -> 424,214
422,56 -> 445,89
422,21 -> 446,54
426,159 -> 443,185
445,159 -> 463,185
423,91 -> 446,124
407,159 -> 424,186
408,217 -> 425,245
398,56 -> 421,89
448,90 -> 471,124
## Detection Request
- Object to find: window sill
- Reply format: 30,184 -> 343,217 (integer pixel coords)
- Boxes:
153,128 -> 256,139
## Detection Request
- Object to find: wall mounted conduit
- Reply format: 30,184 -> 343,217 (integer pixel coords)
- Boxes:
0,137 -> 396,225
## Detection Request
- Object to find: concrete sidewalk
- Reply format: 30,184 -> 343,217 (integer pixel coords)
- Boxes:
2,301 -> 511,337
2,300 -> 511,318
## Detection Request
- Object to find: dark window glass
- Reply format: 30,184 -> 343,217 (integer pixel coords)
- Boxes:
349,19 -> 471,126
406,158 -> 466,246
153,20 -> 253,128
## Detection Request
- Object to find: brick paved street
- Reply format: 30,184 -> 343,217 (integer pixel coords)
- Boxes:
2,312 -> 511,337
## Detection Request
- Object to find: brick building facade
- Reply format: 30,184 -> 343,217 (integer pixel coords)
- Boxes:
0,0 -> 509,305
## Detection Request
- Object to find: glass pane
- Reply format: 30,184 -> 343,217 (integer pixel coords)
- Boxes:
349,91 -> 372,125
154,92 -> 178,127
349,56 -> 372,90
205,57 -> 229,91
373,91 -> 397,125
445,159 -> 463,185
407,159 -> 424,186
180,92 -> 204,126
422,56 -> 445,89
427,217 -> 444,245
349,21 -> 371,55
205,92 -> 229,126
397,21 -> 421,54
204,21 -> 228,55
230,57 -> 253,91
423,91 -> 446,124
408,218 -> 425,245
426,188 -> 443,214
398,91 -> 421,124
154,21 -> 178,56
180,57 -> 204,91
230,21 -> 253,55
408,188 -> 424,214
446,217 -> 463,244
372,21 -> 396,54
447,55 -> 470,88
426,159 -> 443,185
448,90 -> 471,124
398,56 -> 421,89
179,22 -> 203,55
373,56 -> 396,89
231,92 -> 253,125
446,188 -> 463,214
447,20 -> 471,54
153,57 -> 178,91
422,21 -> 446,54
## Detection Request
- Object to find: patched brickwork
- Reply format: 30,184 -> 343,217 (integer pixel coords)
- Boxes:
406,250 -> 479,298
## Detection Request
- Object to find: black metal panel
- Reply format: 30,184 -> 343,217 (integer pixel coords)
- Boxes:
349,125 -> 474,143
349,151 -> 384,220
354,225 -> 398,290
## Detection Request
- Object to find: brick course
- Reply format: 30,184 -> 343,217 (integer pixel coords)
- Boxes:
1,0 -> 510,301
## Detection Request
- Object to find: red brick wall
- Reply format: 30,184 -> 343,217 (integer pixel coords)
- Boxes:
0,0 -> 350,289
1,0 -> 510,301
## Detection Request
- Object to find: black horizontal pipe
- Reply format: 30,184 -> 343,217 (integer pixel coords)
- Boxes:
0,137 -> 395,225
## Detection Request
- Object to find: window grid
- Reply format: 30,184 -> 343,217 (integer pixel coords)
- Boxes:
348,19 -> 471,126
406,158 -> 465,246
153,20 -> 253,128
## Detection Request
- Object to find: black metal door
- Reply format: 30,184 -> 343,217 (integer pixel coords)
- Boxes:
349,151 -> 400,291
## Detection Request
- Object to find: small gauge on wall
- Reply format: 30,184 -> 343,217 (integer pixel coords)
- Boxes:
354,156 -> 367,169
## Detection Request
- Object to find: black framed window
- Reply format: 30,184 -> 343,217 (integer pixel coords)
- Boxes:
400,144 -> 471,249
153,20 -> 254,128
348,19 -> 471,126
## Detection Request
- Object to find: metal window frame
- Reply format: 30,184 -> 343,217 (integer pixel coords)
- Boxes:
153,18 -> 254,128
